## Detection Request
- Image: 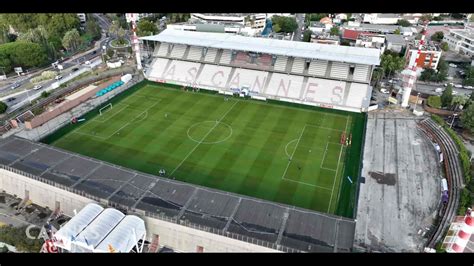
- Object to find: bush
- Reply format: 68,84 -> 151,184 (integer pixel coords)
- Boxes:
30,70 -> 57,84
0,101 -> 7,114
427,96 -> 442,108
41,91 -> 51,98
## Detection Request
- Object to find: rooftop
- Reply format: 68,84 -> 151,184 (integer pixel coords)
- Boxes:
0,136 -> 356,252
385,34 -> 406,44
140,29 -> 381,65
450,29 -> 474,40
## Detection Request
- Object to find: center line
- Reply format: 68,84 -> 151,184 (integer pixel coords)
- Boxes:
169,100 -> 238,177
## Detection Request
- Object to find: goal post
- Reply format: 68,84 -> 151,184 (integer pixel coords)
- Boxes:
99,103 -> 113,115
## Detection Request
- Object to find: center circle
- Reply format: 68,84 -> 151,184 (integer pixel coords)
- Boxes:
187,121 -> 233,144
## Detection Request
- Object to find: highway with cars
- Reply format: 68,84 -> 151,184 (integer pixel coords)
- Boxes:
0,14 -> 113,114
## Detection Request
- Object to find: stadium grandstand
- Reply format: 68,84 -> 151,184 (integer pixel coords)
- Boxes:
140,29 -> 380,113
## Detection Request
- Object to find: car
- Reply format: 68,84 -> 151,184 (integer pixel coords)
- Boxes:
6,97 -> 16,102
32,85 -> 42,90
380,88 -> 390,94
55,75 -> 63,80
10,83 -> 20,90
449,63 -> 458,68
72,67 -> 79,72
92,50 -> 97,55
452,90 -> 459,95
85,60 -> 91,65
454,84 -> 463,88
435,88 -> 444,93
464,85 -> 474,90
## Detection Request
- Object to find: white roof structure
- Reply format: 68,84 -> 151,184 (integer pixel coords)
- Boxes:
73,208 -> 125,250
52,203 -> 146,253
53,203 -> 104,250
95,215 -> 146,253
140,29 -> 381,65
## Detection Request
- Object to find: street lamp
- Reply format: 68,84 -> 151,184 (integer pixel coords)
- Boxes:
450,113 -> 458,129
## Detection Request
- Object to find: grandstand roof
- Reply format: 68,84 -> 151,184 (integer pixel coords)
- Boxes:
0,136 -> 356,252
140,29 -> 381,65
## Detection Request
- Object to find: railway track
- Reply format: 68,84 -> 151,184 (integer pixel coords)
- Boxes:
417,118 -> 463,249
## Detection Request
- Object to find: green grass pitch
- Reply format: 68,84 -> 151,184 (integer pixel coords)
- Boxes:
43,81 -> 365,217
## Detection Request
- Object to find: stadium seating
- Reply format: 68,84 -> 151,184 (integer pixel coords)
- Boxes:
203,48 -> 217,63
161,60 -> 201,84
344,82 -> 370,108
265,73 -> 304,99
291,58 -> 305,74
198,64 -> 233,90
228,68 -> 269,94
170,44 -> 187,59
95,81 -> 125,97
220,50 -> 232,65
308,60 -> 328,77
258,54 -> 272,67
273,56 -> 288,72
148,58 -> 170,80
187,46 -> 203,61
330,62 -> 349,80
156,43 -> 169,57
353,64 -> 370,83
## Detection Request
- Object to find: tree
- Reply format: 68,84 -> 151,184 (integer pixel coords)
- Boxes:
394,28 -> 401,35
462,103 -> 474,133
137,20 -> 158,37
452,95 -> 468,110
329,26 -> 340,36
380,53 -> 405,78
441,84 -> 453,107
419,67 -> 436,81
464,67 -> 474,86
62,29 -> 82,52
0,41 -> 47,70
420,14 -> 433,22
397,19 -> 411,27
306,13 -> 328,22
427,96 -> 442,108
302,30 -> 312,42
431,31 -> 444,42
85,16 -> 102,41
41,91 -> 50,98
440,42 -> 449,51
271,16 -> 297,33
0,101 -> 7,114
433,16 -> 443,21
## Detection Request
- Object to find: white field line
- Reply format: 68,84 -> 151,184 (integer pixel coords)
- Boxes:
281,124 -> 307,180
305,124 -> 344,132
169,100 -> 239,177
95,104 -> 130,123
282,177 -> 332,191
327,117 -> 350,213
320,142 -> 329,168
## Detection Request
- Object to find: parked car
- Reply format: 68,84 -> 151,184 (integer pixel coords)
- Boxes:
55,75 -> 63,80
32,85 -> 42,90
380,88 -> 390,94
464,85 -> 474,90
449,63 -> 458,68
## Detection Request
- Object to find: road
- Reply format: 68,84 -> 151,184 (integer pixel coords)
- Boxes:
293,13 -> 305,42
1,14 -> 113,113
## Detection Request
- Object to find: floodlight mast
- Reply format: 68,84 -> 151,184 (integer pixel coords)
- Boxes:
401,20 -> 429,108
127,13 -> 143,71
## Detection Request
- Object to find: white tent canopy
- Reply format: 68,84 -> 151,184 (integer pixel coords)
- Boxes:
52,204 -> 146,253
53,203 -> 104,250
140,29 -> 381,65
95,215 -> 147,253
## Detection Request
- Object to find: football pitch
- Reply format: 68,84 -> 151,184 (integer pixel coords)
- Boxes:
43,81 -> 365,217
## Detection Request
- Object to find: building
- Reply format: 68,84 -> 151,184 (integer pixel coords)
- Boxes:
77,13 -> 87,24
405,44 -> 442,70
385,34 -> 406,53
443,23 -> 474,57
362,13 -> 401,25
191,13 -> 267,31
125,13 -> 154,23
141,28 -> 380,113
308,22 -> 331,34
343,23 -> 417,36
311,34 -> 340,45
355,33 -> 386,54
166,22 -> 259,36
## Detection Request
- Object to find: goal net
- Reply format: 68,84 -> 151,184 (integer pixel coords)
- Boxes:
99,103 -> 113,115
